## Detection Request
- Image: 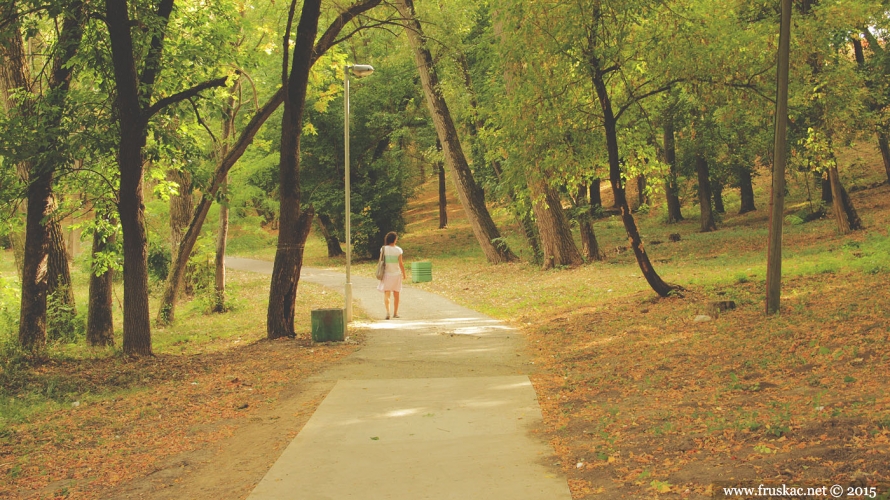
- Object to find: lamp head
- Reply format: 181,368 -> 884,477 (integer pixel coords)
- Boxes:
349,64 -> 375,77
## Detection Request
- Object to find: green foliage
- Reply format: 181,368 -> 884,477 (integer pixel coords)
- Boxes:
147,241 -> 171,282
46,285 -> 84,344
0,276 -> 20,348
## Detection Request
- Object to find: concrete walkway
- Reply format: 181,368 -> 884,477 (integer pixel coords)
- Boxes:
226,258 -> 571,499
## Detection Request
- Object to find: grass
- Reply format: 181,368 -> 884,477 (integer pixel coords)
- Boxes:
381,159 -> 890,498
2,142 -> 890,498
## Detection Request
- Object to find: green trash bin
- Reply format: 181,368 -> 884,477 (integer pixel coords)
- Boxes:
411,261 -> 432,283
311,308 -> 345,342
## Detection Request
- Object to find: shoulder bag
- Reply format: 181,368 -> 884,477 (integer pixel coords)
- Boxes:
375,246 -> 386,280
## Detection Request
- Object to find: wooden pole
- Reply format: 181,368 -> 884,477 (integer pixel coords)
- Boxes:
766,0 -> 792,314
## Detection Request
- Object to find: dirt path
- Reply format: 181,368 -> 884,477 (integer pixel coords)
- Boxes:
101,260 -> 567,499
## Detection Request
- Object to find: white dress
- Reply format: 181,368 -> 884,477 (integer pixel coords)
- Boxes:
376,245 -> 403,292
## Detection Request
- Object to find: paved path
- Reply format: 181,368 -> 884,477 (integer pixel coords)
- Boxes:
226,258 -> 571,499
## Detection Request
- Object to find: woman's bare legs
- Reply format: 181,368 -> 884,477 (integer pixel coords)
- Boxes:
393,291 -> 400,317
383,291 -> 391,319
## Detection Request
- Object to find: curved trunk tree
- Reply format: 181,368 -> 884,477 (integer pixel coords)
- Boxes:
316,214 -> 344,257
158,0 -> 381,325
266,0 -> 384,338
398,0 -> 516,264
590,65 -> 678,297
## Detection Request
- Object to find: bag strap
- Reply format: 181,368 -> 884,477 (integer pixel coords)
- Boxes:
379,246 -> 385,262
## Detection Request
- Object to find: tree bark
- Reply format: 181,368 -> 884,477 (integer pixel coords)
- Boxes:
663,114 -> 683,223
438,161 -> 447,229
213,81 -> 239,313
398,0 -> 516,264
878,134 -> 890,184
821,174 -> 832,204
711,177 -> 725,214
766,0 -> 792,315
87,215 -> 115,347
267,0 -> 324,339
2,0 -> 84,350
695,155 -> 717,232
213,182 -> 229,312
578,184 -> 603,262
589,65 -> 677,297
316,213 -> 344,257
737,167 -> 756,214
635,175 -> 648,210
827,167 -> 862,234
529,178 -> 582,270
590,178 -> 602,210
169,168 -> 193,257
106,0 -> 158,356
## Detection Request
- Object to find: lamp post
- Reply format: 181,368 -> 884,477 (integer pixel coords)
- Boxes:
344,64 -> 374,323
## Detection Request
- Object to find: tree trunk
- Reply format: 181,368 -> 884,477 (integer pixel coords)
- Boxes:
398,0 -> 516,264
663,115 -> 683,223
852,36 -> 890,183
316,213 -> 343,257
695,155 -> 717,232
711,178 -> 725,214
766,0 -> 793,315
438,161 -> 447,229
590,178 -> 602,210
737,167 -> 756,214
590,66 -> 677,297
578,184 -> 603,262
267,208 -> 314,338
46,208 -> 76,316
158,89 -> 284,324
106,0 -> 167,356
267,0 -> 323,339
827,167 -> 862,234
636,175 -> 648,210
529,178 -> 582,270
821,174 -> 832,204
3,0 -> 85,351
87,215 -> 115,347
213,182 -> 229,312
18,168 -> 52,350
878,134 -> 890,184
169,168 -> 193,256
157,0 -> 381,325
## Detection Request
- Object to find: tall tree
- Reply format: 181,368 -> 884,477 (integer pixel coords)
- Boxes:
397,0 -> 517,264
86,209 -> 117,347
0,0 -> 85,350
105,0 -> 228,355
158,0 -> 383,325
766,0 -> 792,314
266,0 -> 384,339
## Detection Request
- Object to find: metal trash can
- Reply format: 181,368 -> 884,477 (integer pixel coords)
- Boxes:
411,261 -> 432,283
311,308 -> 345,342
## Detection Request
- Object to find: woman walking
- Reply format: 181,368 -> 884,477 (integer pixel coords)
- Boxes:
377,231 -> 407,319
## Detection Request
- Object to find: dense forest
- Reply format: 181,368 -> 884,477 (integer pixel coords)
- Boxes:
1,0 -> 888,357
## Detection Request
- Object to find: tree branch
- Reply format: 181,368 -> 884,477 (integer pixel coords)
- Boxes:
615,80 -> 680,121
313,0 -> 384,62
145,76 -> 229,118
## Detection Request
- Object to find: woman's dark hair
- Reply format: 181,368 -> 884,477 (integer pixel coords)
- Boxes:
384,231 -> 398,245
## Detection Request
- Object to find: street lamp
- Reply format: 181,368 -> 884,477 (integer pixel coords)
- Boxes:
344,64 -> 374,323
